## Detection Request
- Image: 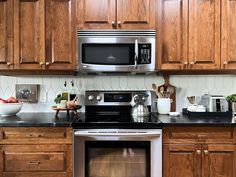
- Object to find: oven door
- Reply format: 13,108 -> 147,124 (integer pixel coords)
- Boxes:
74,129 -> 162,177
77,32 -> 156,72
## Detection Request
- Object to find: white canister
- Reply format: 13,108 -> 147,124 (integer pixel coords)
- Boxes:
156,98 -> 172,114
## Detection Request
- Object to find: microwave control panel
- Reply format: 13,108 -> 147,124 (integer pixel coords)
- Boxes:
138,44 -> 151,64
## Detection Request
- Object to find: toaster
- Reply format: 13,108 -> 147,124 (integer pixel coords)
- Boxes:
200,94 -> 228,112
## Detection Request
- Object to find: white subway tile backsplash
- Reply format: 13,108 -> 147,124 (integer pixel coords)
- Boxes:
0,74 -> 236,112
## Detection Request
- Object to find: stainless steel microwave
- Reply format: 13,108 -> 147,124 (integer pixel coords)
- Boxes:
77,30 -> 156,72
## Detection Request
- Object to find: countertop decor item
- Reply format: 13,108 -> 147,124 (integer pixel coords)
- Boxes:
52,105 -> 82,117
16,84 -> 39,103
0,102 -> 23,116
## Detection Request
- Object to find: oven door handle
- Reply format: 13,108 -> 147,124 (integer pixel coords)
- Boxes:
134,39 -> 138,69
74,131 -> 161,137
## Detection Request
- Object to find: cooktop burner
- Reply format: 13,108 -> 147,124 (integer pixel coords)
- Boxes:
72,112 -> 162,129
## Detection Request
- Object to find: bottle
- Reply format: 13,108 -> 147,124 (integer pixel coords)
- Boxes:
69,80 -> 78,101
61,81 -> 69,101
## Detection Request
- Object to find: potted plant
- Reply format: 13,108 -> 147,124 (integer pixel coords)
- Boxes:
226,94 -> 236,112
54,94 -> 68,109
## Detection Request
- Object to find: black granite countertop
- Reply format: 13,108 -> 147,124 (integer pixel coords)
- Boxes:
0,112 -> 82,127
0,112 -> 235,127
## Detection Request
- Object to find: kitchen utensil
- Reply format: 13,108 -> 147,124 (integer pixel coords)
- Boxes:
131,94 -> 149,117
187,96 -> 196,105
159,86 -> 165,98
0,103 -> 23,116
156,98 -> 172,114
152,83 -> 162,98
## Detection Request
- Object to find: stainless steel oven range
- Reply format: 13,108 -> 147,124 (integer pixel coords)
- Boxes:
73,91 -> 162,177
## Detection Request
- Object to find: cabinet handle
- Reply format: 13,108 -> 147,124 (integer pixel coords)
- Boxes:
196,150 -> 201,155
6,62 -> 13,66
204,150 -> 209,155
27,161 -> 40,165
223,61 -> 228,65
190,62 -> 195,65
117,21 -> 121,26
45,62 -> 50,66
184,61 -> 188,65
111,21 -> 116,27
39,62 -> 44,66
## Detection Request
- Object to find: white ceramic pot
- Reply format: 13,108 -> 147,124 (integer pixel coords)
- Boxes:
56,100 -> 67,109
156,98 -> 172,114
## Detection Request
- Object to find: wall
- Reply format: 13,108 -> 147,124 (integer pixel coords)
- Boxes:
0,75 -> 235,112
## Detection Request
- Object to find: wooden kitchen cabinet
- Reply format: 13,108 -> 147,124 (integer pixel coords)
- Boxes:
77,0 -> 156,29
221,0 -> 236,70
0,0 -> 14,70
0,127 -> 73,177
163,127 -> 236,177
157,0 -> 221,70
1,0 -> 76,71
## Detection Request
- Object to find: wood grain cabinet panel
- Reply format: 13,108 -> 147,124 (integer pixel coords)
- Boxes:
116,0 -> 155,29
163,144 -> 201,177
0,0 -> 14,70
45,0 -> 76,70
221,0 -> 236,69
188,0 -> 220,70
77,0 -> 155,29
157,0 -> 188,70
13,0 -> 45,70
77,0 -> 116,29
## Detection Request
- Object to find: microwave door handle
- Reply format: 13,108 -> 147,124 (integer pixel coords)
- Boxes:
134,39 -> 138,69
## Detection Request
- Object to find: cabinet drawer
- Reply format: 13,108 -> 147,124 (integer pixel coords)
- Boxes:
3,172 -> 67,177
1,127 -> 72,144
3,145 -> 68,172
163,127 -> 234,144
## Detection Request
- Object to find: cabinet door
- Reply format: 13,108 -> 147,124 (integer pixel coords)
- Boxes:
157,0 -> 188,70
77,0 -> 116,29
0,0 -> 14,70
13,0 -> 45,70
188,0 -> 220,70
163,144 -> 201,177
45,0 -> 76,70
202,144 -> 235,177
116,0 -> 155,29
221,0 -> 236,69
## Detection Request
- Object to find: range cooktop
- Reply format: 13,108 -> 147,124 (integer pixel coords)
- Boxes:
72,112 -> 162,129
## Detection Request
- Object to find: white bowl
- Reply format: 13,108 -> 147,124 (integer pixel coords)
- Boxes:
169,112 -> 181,117
0,103 -> 23,116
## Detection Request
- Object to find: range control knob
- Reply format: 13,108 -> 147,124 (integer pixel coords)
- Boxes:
88,95 -> 94,101
96,95 -> 102,101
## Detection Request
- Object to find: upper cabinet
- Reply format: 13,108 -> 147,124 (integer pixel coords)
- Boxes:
77,0 -> 156,29
221,0 -> 236,70
0,0 -> 76,71
0,0 -> 14,70
158,0 -> 221,70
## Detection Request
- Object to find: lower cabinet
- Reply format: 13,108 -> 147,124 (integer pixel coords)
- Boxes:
163,127 -> 236,177
0,127 -> 73,177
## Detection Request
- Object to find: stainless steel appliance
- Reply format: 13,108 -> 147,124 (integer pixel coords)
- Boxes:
200,94 -> 229,112
77,30 -> 156,72
73,90 -> 162,177
131,93 -> 150,117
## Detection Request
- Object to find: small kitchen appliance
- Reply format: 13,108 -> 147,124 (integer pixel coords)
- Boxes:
200,94 -> 228,112
77,30 -> 156,72
73,90 -> 162,177
131,93 -> 150,117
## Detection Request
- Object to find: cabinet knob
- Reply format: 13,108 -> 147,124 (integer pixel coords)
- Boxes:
223,61 -> 228,65
117,21 -> 121,26
196,150 -> 201,155
7,62 -> 13,66
204,150 -> 209,155
45,62 -> 50,66
112,21 -> 116,27
39,62 -> 44,66
190,62 -> 195,65
184,61 -> 188,65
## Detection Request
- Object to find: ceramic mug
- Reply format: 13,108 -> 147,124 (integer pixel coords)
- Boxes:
156,98 -> 173,114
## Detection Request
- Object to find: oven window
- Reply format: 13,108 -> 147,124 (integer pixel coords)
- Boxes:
85,141 -> 150,177
82,44 -> 135,65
